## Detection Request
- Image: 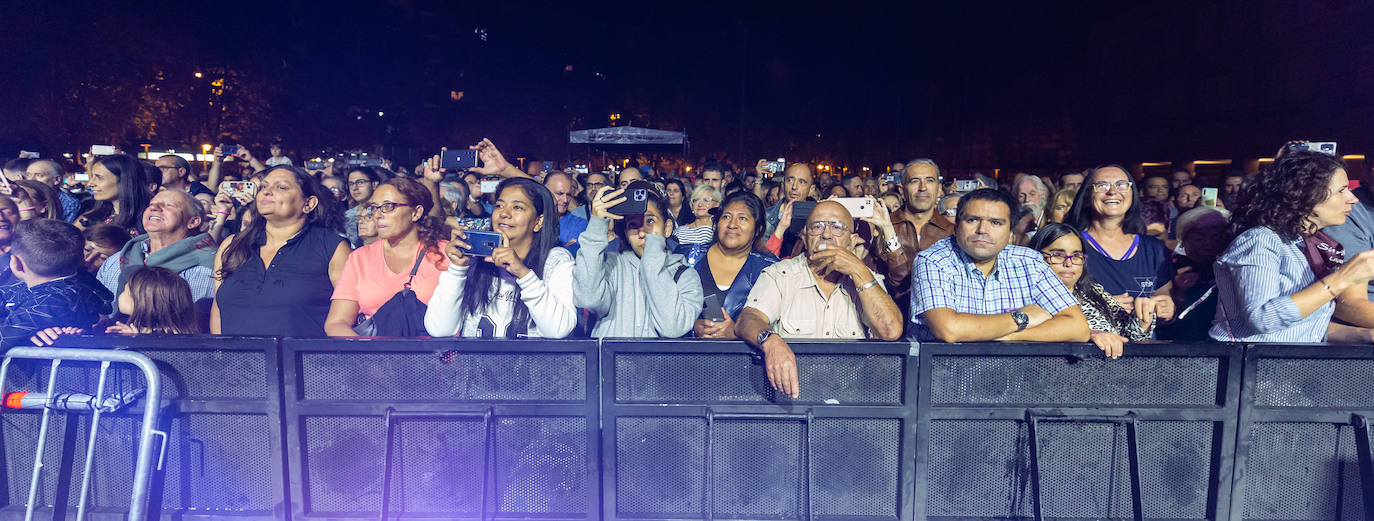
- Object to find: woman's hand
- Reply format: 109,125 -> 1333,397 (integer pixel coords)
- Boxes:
30,326 -> 85,346
590,187 -> 626,221
212,191 -> 234,220
105,322 -> 139,335
1090,330 -> 1127,359
693,309 -> 736,338
773,201 -> 794,239
445,226 -> 473,267
486,230 -> 531,278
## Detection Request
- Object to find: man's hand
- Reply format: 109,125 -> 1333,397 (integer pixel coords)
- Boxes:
693,309 -> 736,338
1090,330 -> 1127,359
469,138 -> 514,177
590,187 -> 626,221
859,196 -> 895,236
762,336 -> 799,398
809,245 -> 870,281
423,152 -> 445,183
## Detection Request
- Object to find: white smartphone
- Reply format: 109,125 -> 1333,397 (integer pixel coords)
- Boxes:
833,197 -> 875,219
91,145 -> 116,156
479,180 -> 500,193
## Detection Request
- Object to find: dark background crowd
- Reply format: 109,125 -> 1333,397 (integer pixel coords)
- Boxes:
4,139 -> 1374,397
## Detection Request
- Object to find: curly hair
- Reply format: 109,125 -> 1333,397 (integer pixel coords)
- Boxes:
1228,150 -> 1345,242
376,177 -> 449,258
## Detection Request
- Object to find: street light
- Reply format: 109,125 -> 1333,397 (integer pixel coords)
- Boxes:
194,72 -> 203,78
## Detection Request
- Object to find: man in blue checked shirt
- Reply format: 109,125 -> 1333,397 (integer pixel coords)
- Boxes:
910,188 -> 1090,342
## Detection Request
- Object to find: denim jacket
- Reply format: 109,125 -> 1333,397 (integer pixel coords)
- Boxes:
674,242 -> 780,320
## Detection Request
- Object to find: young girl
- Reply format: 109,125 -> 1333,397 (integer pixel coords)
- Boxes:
30,266 -> 200,344
424,178 -> 576,338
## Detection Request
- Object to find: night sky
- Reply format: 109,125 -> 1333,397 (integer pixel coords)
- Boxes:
2,1 -> 1371,173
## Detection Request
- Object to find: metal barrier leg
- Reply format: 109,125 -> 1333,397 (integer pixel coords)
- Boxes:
379,408 -> 494,521
1352,414 -> 1374,517
706,409 -> 814,521
25,360 -> 63,521
1027,411 -> 1144,521
75,361 -> 112,521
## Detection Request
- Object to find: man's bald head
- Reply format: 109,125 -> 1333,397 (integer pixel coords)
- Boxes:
804,200 -> 858,256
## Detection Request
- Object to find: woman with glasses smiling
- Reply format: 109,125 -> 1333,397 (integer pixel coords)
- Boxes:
325,177 -> 449,337
1064,165 -> 1176,325
1029,223 -> 1173,358
674,185 -> 721,245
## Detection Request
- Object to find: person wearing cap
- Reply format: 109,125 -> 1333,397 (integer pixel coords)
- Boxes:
573,181 -> 703,338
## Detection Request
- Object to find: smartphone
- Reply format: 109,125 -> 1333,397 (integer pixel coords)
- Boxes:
701,294 -> 726,322
833,197 -> 875,219
883,173 -> 900,184
91,145 -> 116,156
364,158 -> 382,167
461,231 -> 503,257
609,180 -> 654,216
220,181 -> 257,197
1289,141 -> 1337,156
1201,187 -> 1218,207
955,179 -> 979,192
221,145 -> 239,156
573,165 -> 589,174
18,150 -> 39,159
789,201 -> 818,222
74,173 -> 90,182
440,149 -> 478,170
479,180 -> 500,194
305,160 -> 326,169
763,158 -> 786,174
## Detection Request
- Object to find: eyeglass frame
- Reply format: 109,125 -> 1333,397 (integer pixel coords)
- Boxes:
1089,180 -> 1134,193
804,220 -> 849,236
1040,251 -> 1087,266
361,201 -> 413,217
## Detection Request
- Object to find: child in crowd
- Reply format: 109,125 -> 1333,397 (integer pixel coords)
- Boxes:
0,219 -> 112,349
30,266 -> 201,344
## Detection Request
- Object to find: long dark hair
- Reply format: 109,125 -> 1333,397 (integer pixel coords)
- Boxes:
82,154 -> 156,232
1228,150 -> 1345,242
218,166 -> 343,278
1028,223 -> 1135,333
126,266 -> 201,334
1064,165 -> 1145,235
663,178 -> 693,225
457,178 -> 560,338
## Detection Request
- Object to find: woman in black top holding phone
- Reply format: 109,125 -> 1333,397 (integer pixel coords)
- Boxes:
678,191 -> 780,338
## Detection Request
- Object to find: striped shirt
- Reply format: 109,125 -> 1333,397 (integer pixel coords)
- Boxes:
1209,226 -> 1332,343
673,224 -> 715,245
909,237 -> 1079,341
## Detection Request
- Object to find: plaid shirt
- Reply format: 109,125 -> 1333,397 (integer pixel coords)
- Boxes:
0,275 -> 112,350
910,236 -> 1078,340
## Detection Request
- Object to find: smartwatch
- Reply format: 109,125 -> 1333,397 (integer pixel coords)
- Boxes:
1011,310 -> 1030,332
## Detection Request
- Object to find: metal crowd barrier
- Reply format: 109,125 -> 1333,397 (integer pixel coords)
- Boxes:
0,337 -> 1368,521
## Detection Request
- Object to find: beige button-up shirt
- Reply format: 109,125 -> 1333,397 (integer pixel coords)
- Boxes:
744,255 -> 884,339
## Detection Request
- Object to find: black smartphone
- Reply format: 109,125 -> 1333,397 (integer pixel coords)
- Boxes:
609,180 -> 655,217
462,231 -> 502,257
440,149 -> 478,170
789,201 -> 817,222
701,294 -> 726,322
305,160 -> 326,169
222,145 -> 239,156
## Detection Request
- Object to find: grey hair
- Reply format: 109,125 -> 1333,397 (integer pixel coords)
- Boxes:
163,188 -> 205,220
1013,173 -> 1048,195
904,158 -> 940,180
937,195 -> 960,214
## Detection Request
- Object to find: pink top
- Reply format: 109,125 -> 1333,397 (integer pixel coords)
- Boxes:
331,240 -> 449,317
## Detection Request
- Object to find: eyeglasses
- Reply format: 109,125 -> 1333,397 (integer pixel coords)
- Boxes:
327,187 -> 344,194
805,220 -> 848,236
1041,252 -> 1087,266
348,179 -> 375,188
362,202 -> 413,216
156,165 -> 180,171
691,198 -> 717,205
1090,181 -> 1134,193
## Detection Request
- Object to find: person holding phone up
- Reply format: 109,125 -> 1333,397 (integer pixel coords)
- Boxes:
675,191 -> 779,339
424,178 -> 576,338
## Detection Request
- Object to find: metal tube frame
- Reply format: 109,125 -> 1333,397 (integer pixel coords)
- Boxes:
1026,410 -> 1144,521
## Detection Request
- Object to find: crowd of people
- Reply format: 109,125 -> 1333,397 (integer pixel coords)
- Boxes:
4,138 -> 1373,397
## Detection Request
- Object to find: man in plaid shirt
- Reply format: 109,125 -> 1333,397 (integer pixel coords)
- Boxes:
0,219 -> 112,349
910,189 -> 1089,342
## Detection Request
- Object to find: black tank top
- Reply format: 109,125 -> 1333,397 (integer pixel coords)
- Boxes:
216,224 -> 346,336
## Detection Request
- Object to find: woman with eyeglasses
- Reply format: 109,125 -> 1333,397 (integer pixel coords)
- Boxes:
674,185 -> 721,246
1063,165 -> 1176,322
343,167 -> 383,247
324,177 -> 449,337
212,166 -> 350,336
425,178 -> 575,338
1029,223 -> 1174,357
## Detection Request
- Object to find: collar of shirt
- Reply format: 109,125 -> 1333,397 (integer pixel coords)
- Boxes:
252,224 -> 311,247
943,236 -> 1014,280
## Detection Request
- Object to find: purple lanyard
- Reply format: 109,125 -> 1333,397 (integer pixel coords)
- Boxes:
1083,232 -> 1139,261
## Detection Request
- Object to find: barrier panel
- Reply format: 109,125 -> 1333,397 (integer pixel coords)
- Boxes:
1231,344 -> 1374,521
0,335 -> 284,521
600,339 -> 918,521
914,342 -> 1243,521
280,338 -> 600,521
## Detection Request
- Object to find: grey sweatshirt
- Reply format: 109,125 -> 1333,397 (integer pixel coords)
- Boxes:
573,216 -> 703,338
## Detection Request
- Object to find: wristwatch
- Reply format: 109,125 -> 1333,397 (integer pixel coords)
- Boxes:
1011,310 -> 1030,332
756,329 -> 777,347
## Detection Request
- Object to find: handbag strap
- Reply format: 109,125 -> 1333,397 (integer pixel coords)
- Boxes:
403,245 -> 426,289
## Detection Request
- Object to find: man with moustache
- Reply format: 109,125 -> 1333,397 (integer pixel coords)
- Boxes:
736,200 -> 904,398
910,188 -> 1089,342
870,159 -> 954,322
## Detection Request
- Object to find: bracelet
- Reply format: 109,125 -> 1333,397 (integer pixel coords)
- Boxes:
856,278 -> 881,292
1321,279 -> 1339,299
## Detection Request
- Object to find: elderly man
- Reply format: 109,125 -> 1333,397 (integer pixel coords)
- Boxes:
911,188 -> 1089,342
871,159 -> 954,322
544,171 -> 587,254
1012,173 -> 1049,223
24,160 -> 82,222
737,201 -> 904,397
96,189 -> 217,320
